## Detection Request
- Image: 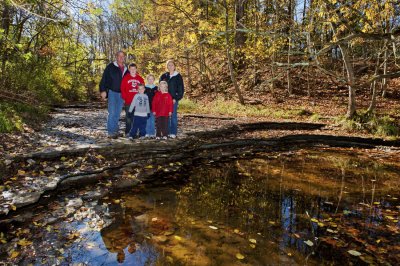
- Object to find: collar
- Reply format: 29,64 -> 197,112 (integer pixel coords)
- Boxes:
113,61 -> 127,74
169,71 -> 179,78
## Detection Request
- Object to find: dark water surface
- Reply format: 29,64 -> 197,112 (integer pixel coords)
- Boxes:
1,148 -> 399,265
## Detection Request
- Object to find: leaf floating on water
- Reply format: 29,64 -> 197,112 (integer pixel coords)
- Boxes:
249,238 -> 257,244
234,229 -> 240,234
318,222 -> 325,227
304,240 -> 314,247
250,244 -> 256,249
326,229 -> 335,233
145,165 -> 153,169
348,250 -> 362,256
174,235 -> 182,241
311,218 -> 319,223
236,253 -> 245,260
209,226 -> 218,230
373,202 -> 380,205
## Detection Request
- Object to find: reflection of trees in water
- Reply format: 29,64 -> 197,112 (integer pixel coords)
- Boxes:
174,159 -> 322,246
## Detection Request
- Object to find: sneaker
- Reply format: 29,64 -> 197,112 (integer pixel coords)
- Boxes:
168,134 -> 176,139
162,136 -> 168,140
139,136 -> 146,140
128,136 -> 134,141
155,137 -> 161,140
145,134 -> 150,138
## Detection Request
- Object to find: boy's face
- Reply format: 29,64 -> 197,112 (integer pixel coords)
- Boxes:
129,66 -> 137,75
138,86 -> 145,93
147,76 -> 155,84
160,85 -> 167,93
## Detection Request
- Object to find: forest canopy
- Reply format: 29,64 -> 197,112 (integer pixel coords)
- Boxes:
0,0 -> 399,133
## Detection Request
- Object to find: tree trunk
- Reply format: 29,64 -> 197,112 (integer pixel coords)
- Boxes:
381,39 -> 388,97
340,44 -> 357,119
224,0 -> 245,105
235,0 -> 248,68
367,50 -> 381,114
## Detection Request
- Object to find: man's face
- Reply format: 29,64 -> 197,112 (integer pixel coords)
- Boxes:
116,52 -> 125,65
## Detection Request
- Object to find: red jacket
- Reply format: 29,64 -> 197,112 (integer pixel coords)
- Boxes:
152,92 -> 173,117
120,73 -> 145,105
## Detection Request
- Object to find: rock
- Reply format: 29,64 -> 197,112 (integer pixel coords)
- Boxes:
66,198 -> 83,208
113,178 -> 141,190
135,214 -> 149,223
13,192 -> 42,207
4,159 -> 12,166
45,180 -> 58,190
82,190 -> 108,200
43,166 -> 55,172
153,235 -> 168,243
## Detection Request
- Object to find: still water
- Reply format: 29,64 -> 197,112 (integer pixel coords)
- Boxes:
2,148 -> 400,265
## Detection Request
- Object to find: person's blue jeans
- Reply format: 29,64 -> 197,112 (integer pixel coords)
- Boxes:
145,113 -> 155,136
107,90 -> 124,136
169,101 -> 179,135
129,115 -> 147,138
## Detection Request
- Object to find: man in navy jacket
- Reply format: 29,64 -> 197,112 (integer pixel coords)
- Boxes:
99,51 -> 129,138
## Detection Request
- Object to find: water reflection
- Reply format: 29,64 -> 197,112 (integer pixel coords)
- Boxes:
78,149 -> 400,265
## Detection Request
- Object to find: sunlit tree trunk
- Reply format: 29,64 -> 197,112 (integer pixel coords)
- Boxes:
340,44 -> 357,119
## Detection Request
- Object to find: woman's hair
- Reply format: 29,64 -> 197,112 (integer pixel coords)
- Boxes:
166,59 -> 175,70
159,81 -> 168,91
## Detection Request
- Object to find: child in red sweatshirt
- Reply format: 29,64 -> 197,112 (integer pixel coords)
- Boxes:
152,81 -> 173,139
120,63 -> 145,135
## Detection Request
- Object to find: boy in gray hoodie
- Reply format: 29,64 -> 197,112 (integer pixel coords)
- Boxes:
128,84 -> 150,139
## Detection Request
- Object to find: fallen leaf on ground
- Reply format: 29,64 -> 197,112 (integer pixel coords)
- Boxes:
348,250 -> 361,256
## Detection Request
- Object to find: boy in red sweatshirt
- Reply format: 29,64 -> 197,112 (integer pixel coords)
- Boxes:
120,63 -> 145,135
152,81 -> 173,139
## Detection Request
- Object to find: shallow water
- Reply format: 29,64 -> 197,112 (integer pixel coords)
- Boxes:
1,148 -> 400,265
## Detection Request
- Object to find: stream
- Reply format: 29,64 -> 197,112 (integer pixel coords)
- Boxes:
1,147 -> 399,265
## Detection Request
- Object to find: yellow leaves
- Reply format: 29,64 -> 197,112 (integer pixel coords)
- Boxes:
145,165 -> 153,169
0,232 -> 6,244
10,251 -> 19,259
249,238 -> 257,244
17,170 -> 26,176
17,239 -> 33,246
209,226 -> 218,230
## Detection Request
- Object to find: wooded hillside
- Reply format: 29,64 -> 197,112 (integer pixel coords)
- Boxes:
1,0 -> 399,133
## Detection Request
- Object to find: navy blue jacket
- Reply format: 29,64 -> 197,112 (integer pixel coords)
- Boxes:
99,62 -> 128,93
145,85 -> 158,111
159,71 -> 184,101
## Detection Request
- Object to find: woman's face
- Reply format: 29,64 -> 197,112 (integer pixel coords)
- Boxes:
167,62 -> 175,72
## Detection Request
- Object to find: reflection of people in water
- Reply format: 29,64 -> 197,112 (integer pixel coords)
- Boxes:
101,220 -> 137,263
